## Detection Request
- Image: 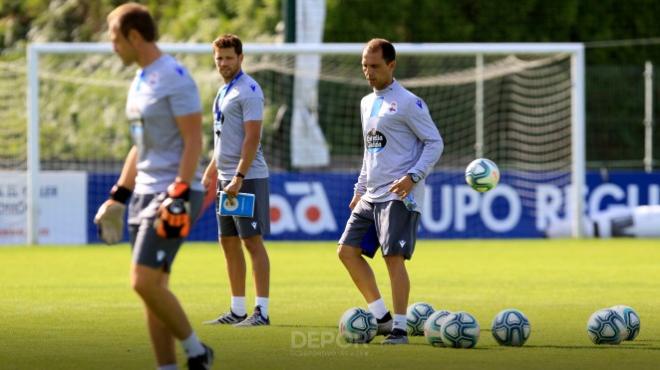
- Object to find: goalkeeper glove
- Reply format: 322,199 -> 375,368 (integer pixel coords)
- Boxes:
94,185 -> 131,245
155,181 -> 191,239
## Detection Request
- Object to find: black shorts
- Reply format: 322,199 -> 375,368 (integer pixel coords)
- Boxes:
128,191 -> 203,273
216,178 -> 270,238
338,199 -> 419,260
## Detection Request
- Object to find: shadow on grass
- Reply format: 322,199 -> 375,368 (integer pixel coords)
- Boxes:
271,324 -> 338,329
633,339 -> 660,344
419,344 -> 491,350
525,344 -> 660,351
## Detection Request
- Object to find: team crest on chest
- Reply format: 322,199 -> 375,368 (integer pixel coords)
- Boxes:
147,72 -> 160,86
386,101 -> 398,114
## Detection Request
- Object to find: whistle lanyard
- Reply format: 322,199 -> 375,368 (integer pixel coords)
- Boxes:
214,70 -> 244,123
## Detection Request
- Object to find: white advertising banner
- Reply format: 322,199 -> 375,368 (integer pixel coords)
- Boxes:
0,171 -> 87,244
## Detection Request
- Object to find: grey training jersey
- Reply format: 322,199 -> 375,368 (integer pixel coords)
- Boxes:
355,80 -> 444,214
213,71 -> 269,180
126,54 -> 204,194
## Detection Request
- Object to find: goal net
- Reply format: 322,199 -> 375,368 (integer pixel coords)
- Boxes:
2,42 -> 584,244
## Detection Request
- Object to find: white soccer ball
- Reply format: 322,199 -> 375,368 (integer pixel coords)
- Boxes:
491,309 -> 531,346
424,309 -> 452,347
587,308 -> 627,345
611,305 -> 640,341
465,158 -> 500,192
406,302 -> 435,336
440,311 -> 480,348
338,307 -> 377,344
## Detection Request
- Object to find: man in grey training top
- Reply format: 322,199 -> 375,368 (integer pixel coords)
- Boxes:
202,34 -> 272,327
337,38 -> 444,345
93,3 -> 213,369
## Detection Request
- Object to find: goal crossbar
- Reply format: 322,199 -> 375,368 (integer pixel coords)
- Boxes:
25,42 -> 585,243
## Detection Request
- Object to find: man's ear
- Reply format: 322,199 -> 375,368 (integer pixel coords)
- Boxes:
388,59 -> 397,71
127,28 -> 141,46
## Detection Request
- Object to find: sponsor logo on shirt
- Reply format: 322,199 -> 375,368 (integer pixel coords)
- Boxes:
365,128 -> 387,153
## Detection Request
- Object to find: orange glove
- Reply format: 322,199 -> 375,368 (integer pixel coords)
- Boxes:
155,181 -> 191,239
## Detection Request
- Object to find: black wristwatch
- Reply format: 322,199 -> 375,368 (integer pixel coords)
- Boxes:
408,173 -> 421,184
235,172 -> 245,179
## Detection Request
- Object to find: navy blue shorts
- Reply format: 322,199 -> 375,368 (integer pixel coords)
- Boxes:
216,178 -> 270,238
128,191 -> 203,273
338,199 -> 419,260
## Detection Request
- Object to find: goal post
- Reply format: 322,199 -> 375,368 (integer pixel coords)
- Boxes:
23,42 -> 585,244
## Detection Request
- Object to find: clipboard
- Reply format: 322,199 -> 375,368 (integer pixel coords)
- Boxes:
218,191 -> 255,218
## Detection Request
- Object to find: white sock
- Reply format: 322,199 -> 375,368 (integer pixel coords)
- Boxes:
256,296 -> 269,318
181,332 -> 205,358
157,365 -> 178,370
231,296 -> 247,316
368,298 -> 388,320
393,314 -> 407,332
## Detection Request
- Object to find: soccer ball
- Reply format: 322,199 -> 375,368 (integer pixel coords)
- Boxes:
338,307 -> 377,344
440,311 -> 480,348
491,309 -> 531,346
465,158 -> 500,192
587,308 -> 627,345
611,305 -> 640,341
424,309 -> 452,347
406,302 -> 435,336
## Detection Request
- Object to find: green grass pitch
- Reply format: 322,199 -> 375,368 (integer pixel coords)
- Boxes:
1,239 -> 660,369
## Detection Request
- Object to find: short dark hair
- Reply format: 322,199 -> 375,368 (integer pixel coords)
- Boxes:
107,3 -> 158,42
212,34 -> 243,55
364,38 -> 396,63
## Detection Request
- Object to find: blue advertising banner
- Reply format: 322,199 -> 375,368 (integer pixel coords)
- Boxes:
87,171 -> 660,242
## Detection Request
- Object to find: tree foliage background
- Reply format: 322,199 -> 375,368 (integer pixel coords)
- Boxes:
0,0 -> 282,48
3,0 -> 659,62
325,0 -> 660,65
1,0 -> 660,167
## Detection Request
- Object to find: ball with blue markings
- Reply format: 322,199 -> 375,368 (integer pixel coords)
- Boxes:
440,311 -> 480,348
587,308 -> 627,345
491,308 -> 531,346
424,309 -> 452,346
465,158 -> 500,192
611,305 -> 640,341
406,302 -> 435,336
338,307 -> 377,343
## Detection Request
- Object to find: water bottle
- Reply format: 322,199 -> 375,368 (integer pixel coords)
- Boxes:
403,194 -> 417,212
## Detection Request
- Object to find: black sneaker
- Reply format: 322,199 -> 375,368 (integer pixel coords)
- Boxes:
234,305 -> 270,327
376,312 -> 393,336
187,343 -> 214,370
203,310 -> 247,325
382,328 -> 409,345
